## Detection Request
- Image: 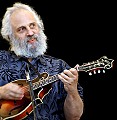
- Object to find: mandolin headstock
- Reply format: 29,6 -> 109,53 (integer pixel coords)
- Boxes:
77,56 -> 114,75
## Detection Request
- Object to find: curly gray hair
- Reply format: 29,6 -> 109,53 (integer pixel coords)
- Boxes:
1,2 -> 44,41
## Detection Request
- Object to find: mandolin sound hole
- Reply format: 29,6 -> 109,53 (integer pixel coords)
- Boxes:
9,104 -> 25,115
9,98 -> 30,116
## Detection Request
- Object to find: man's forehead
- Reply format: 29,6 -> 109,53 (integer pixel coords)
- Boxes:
10,9 -> 36,28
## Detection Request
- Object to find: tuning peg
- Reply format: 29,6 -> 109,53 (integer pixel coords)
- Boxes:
102,70 -> 105,73
97,70 -> 101,73
89,72 -> 92,76
93,70 -> 96,74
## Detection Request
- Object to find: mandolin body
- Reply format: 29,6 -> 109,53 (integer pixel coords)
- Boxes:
0,73 -> 51,120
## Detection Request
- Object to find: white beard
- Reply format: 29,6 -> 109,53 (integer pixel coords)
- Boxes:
10,30 -> 47,58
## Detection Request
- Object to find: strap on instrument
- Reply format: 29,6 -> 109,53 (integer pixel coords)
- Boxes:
21,57 -> 41,79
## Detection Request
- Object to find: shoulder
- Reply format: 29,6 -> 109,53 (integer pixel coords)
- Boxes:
0,50 -> 8,54
42,54 -> 65,63
42,54 -> 71,69
0,50 -> 10,57
0,50 -> 17,61
43,54 -> 61,60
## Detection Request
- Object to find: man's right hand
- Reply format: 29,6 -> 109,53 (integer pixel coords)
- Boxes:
0,83 -> 24,100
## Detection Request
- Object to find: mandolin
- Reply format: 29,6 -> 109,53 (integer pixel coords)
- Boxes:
0,56 -> 114,120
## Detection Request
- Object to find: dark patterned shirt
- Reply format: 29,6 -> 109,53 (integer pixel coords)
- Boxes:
0,50 -> 83,120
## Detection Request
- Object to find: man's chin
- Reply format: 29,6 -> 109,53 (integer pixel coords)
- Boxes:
28,42 -> 37,48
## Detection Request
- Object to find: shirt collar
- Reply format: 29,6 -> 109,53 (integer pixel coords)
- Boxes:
10,51 -> 47,65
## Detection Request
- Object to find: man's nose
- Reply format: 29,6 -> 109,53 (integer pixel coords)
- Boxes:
26,28 -> 34,36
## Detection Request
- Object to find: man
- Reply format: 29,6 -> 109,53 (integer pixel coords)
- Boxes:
0,2 -> 83,120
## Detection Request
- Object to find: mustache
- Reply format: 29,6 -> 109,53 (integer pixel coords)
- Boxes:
26,34 -> 38,41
